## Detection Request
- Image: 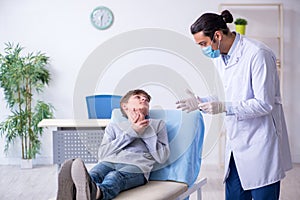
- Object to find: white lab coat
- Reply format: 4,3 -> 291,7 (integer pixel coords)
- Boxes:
213,34 -> 292,190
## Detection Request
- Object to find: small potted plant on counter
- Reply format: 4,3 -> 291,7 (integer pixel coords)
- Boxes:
234,18 -> 248,35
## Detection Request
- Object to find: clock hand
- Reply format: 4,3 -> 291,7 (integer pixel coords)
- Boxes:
100,15 -> 104,26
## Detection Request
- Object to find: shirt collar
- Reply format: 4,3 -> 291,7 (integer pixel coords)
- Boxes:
227,32 -> 240,57
221,32 -> 240,65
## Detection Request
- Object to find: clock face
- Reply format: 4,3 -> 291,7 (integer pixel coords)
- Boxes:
90,6 -> 114,30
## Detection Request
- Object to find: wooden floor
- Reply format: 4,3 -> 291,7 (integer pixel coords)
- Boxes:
0,163 -> 299,200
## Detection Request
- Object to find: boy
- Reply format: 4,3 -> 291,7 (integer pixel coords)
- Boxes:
56,89 -> 170,200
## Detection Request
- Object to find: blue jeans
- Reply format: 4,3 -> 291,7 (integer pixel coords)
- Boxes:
226,154 -> 280,200
89,162 -> 146,200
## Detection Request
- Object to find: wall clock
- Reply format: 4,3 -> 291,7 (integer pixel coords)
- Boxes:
90,6 -> 114,30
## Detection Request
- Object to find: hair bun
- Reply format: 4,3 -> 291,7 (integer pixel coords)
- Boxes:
221,10 -> 233,23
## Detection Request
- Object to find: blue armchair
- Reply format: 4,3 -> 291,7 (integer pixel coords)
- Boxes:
111,109 -> 207,200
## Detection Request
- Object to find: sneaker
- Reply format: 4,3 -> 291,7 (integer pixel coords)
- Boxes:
71,158 -> 97,200
56,159 -> 75,200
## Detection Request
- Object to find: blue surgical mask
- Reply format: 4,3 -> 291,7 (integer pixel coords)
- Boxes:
201,38 -> 221,58
202,45 -> 220,58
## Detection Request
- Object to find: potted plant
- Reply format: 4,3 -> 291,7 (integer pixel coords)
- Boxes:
234,18 -> 248,35
0,42 -> 54,168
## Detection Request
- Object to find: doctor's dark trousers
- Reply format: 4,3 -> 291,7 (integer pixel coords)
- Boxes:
225,154 -> 280,200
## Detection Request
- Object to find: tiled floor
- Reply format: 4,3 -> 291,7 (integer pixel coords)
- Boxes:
0,163 -> 299,200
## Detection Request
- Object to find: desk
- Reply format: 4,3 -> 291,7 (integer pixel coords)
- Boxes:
38,119 -> 110,129
38,119 -> 110,166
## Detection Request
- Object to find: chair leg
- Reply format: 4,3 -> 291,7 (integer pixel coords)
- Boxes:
176,178 -> 207,200
197,188 -> 202,200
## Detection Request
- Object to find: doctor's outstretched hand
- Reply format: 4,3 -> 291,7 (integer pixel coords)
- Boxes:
198,101 -> 225,114
176,89 -> 201,113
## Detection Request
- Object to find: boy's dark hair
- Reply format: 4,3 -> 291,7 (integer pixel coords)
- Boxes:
120,89 -> 151,118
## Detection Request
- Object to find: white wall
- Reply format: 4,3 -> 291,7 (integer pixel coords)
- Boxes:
0,0 -> 299,165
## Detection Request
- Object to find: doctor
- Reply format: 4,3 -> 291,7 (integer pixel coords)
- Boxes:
177,10 -> 292,200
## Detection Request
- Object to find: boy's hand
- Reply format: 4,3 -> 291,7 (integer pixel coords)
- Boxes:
128,108 -> 149,135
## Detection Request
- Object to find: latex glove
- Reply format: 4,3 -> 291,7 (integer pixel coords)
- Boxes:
176,89 -> 201,113
198,101 -> 225,114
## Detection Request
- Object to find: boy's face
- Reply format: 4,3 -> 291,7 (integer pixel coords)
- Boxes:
122,93 -> 150,115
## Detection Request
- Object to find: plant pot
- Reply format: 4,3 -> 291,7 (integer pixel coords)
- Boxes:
235,25 -> 246,35
21,159 -> 33,169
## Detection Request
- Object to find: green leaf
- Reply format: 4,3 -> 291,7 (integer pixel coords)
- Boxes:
234,18 -> 248,25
